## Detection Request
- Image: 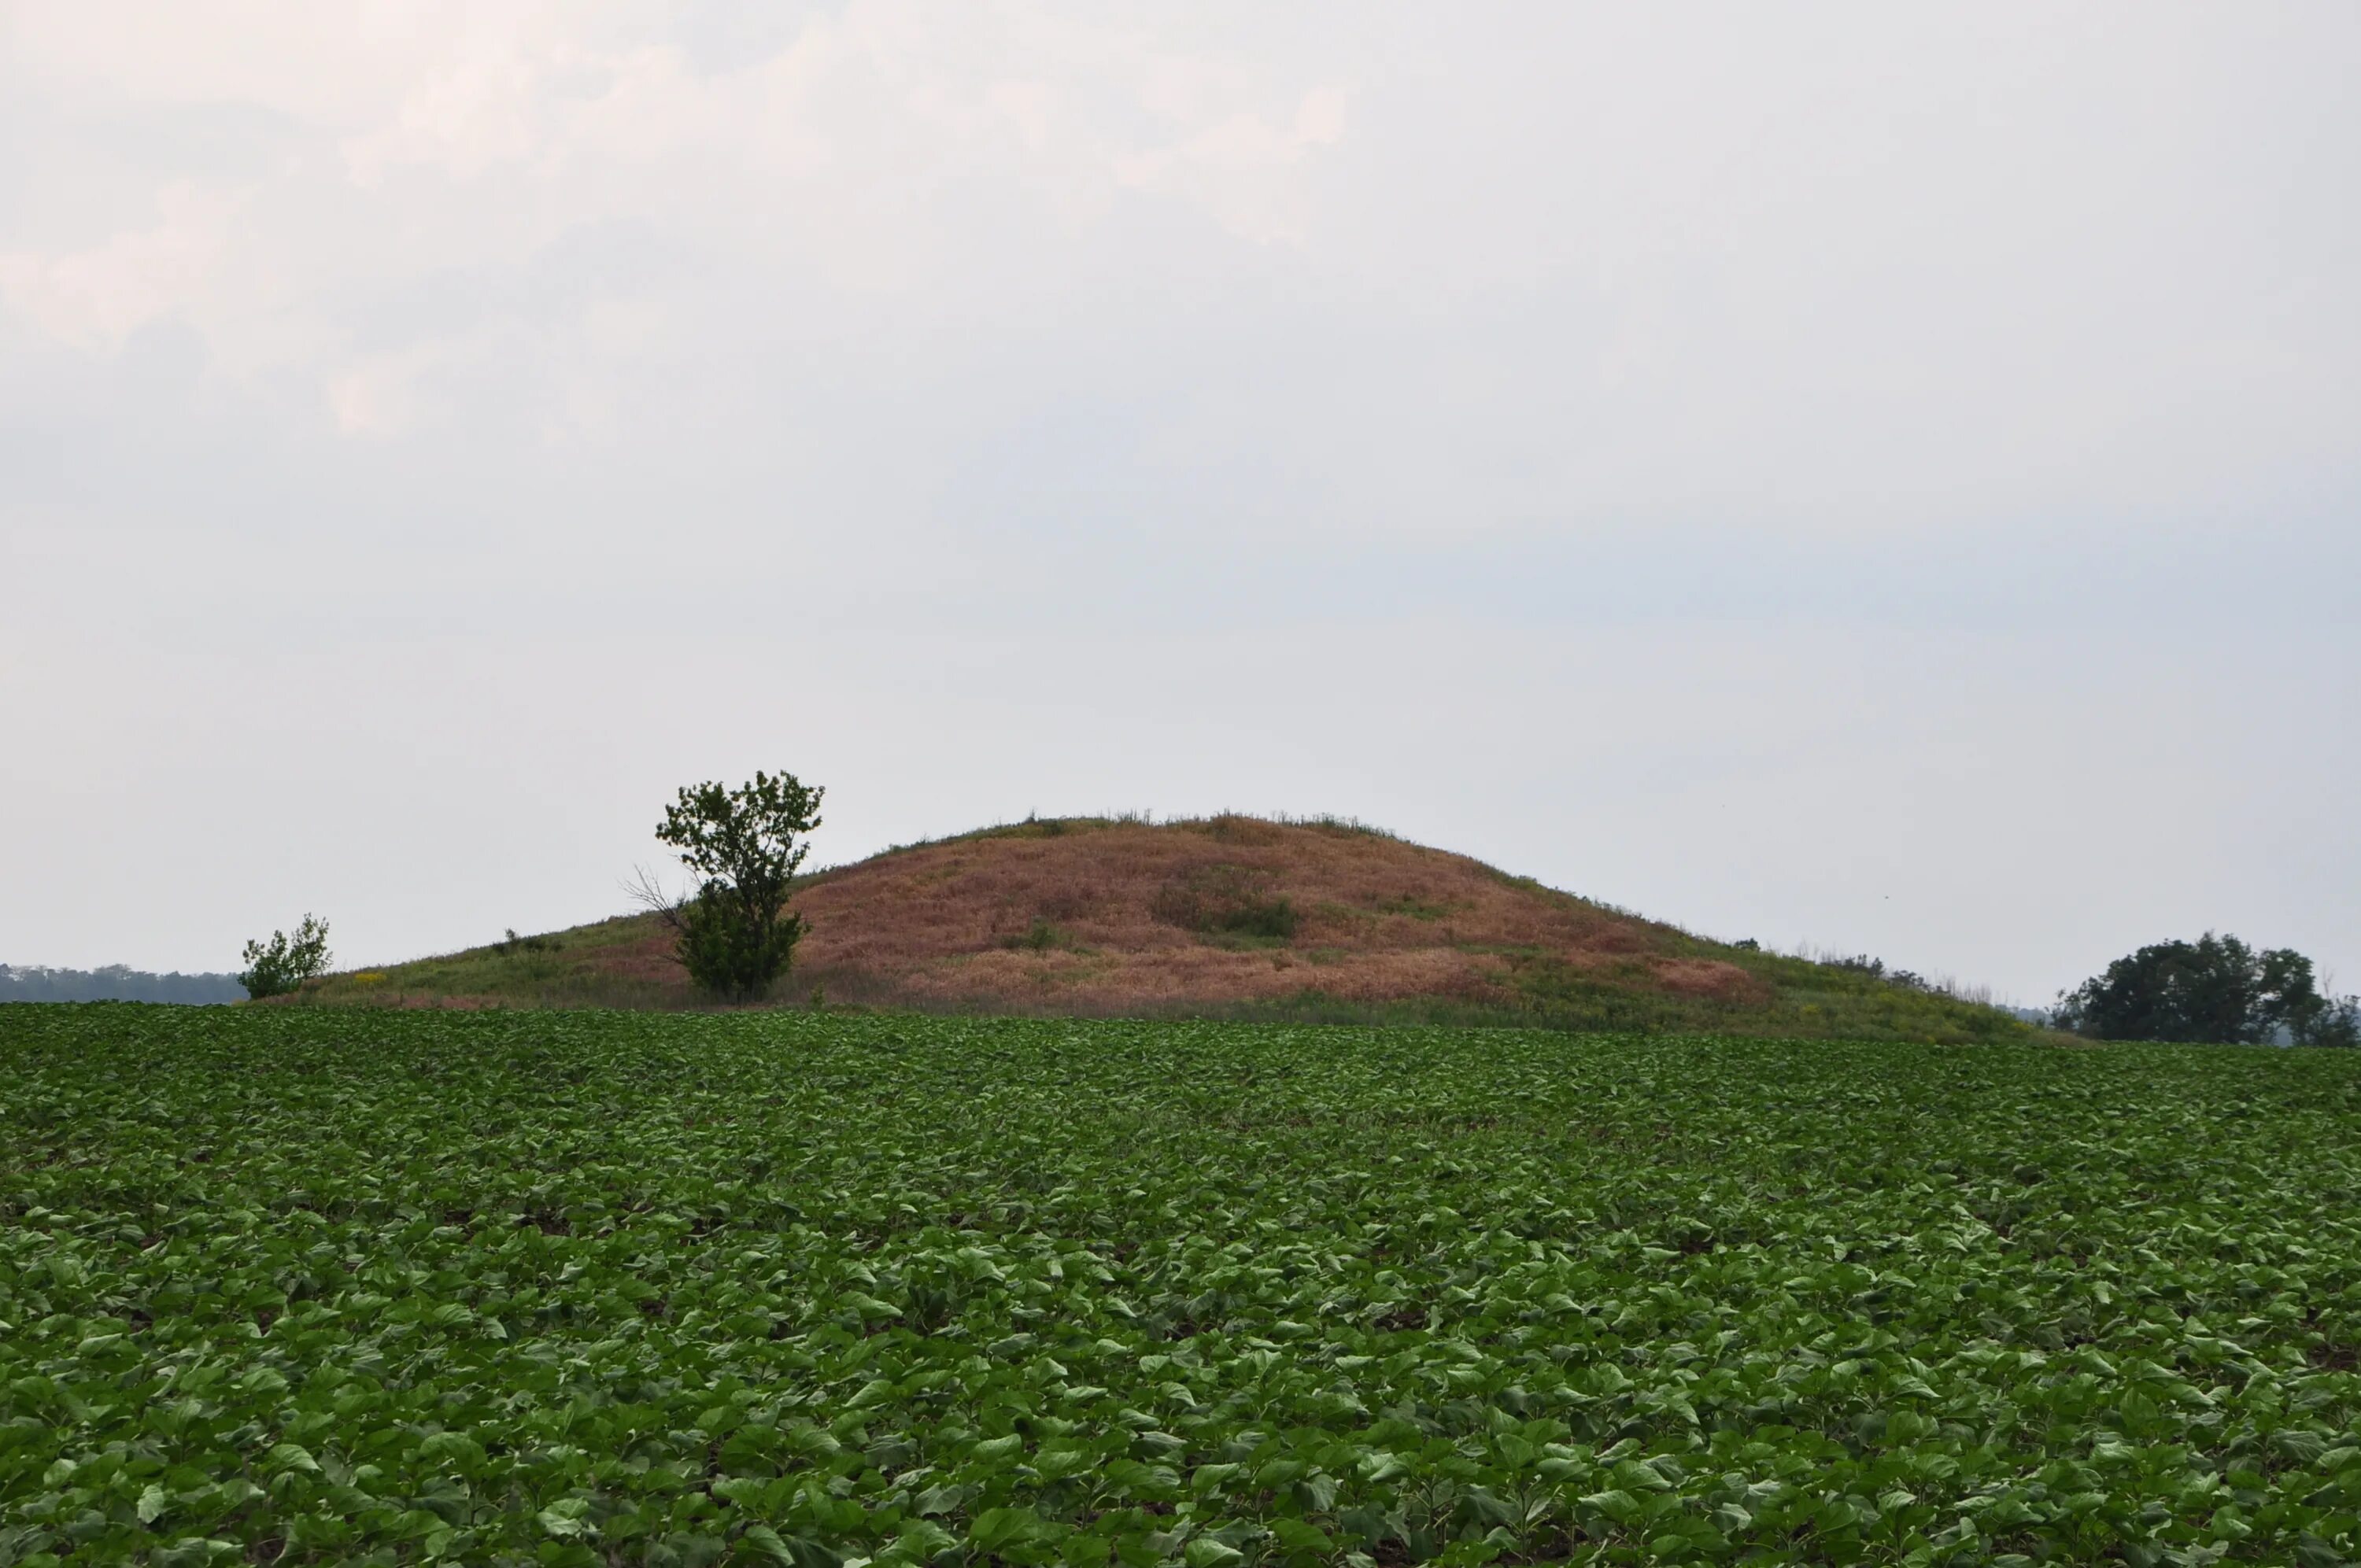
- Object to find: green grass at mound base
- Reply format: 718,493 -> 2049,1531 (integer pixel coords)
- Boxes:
303,914 -> 680,1010
287,816 -> 2046,1046
1203,948 -> 2031,1046
6,1006 -> 2358,1565
298,912 -> 2038,1046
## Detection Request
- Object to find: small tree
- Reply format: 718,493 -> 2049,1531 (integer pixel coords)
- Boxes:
2304,997 -> 2361,1049
648,770 -> 823,1002
2294,976 -> 2361,1049
238,914 -> 332,1000
2053,932 -> 2344,1044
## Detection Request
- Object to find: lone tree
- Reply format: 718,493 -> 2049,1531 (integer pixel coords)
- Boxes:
648,770 -> 824,1002
2053,932 -> 2359,1046
238,914 -> 332,1000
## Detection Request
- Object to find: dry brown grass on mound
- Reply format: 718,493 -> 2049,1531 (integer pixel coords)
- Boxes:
1646,956 -> 1768,1002
654,817 -> 1757,1013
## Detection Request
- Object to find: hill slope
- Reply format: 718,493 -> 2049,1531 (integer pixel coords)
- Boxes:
307,816 -> 2034,1043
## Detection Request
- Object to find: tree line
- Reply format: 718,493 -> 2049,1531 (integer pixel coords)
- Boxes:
2053,932 -> 2359,1047
0,965 -> 246,1004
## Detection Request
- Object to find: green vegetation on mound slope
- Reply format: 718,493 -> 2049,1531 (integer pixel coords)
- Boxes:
300,917 -> 2030,1043
295,816 -> 2038,1046
311,914 -> 675,1012
7,1006 -> 2359,1565
1213,924 -> 2034,1046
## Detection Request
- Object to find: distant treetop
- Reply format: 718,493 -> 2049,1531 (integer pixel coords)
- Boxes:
2054,932 -> 2359,1046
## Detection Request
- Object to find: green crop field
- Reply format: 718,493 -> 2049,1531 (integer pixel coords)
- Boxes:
5,1009 -> 2360,1566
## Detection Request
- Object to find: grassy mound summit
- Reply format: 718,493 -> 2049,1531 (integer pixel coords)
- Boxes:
311,815 -> 2031,1041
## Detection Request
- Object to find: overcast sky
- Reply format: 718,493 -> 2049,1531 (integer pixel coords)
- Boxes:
4,2 -> 2356,1003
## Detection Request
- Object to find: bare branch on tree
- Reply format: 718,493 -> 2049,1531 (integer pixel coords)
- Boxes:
623,865 -> 689,936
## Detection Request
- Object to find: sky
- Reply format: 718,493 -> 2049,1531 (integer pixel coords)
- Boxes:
3,2 -> 2356,1005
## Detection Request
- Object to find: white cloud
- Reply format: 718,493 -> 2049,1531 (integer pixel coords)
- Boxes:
326,339 -> 450,437
5,2 -> 1368,367
1114,84 -> 1351,244
1,2 -> 2355,991
0,182 -> 238,349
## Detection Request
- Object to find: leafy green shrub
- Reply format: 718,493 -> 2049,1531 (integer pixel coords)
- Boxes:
1151,865 -> 1298,941
490,928 -> 555,957
236,913 -> 331,999
1003,918 -> 1071,952
2300,993 -> 2360,1048
674,880 -> 800,998
1373,895 -> 1449,921
1220,895 -> 1297,939
650,771 -> 823,1002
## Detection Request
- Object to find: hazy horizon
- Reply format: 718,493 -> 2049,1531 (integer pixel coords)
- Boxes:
5,3 -> 2356,1004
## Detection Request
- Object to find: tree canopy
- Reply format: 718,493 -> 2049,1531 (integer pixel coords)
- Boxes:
653,770 -> 824,1002
2054,932 -> 2359,1046
237,915 -> 333,1002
